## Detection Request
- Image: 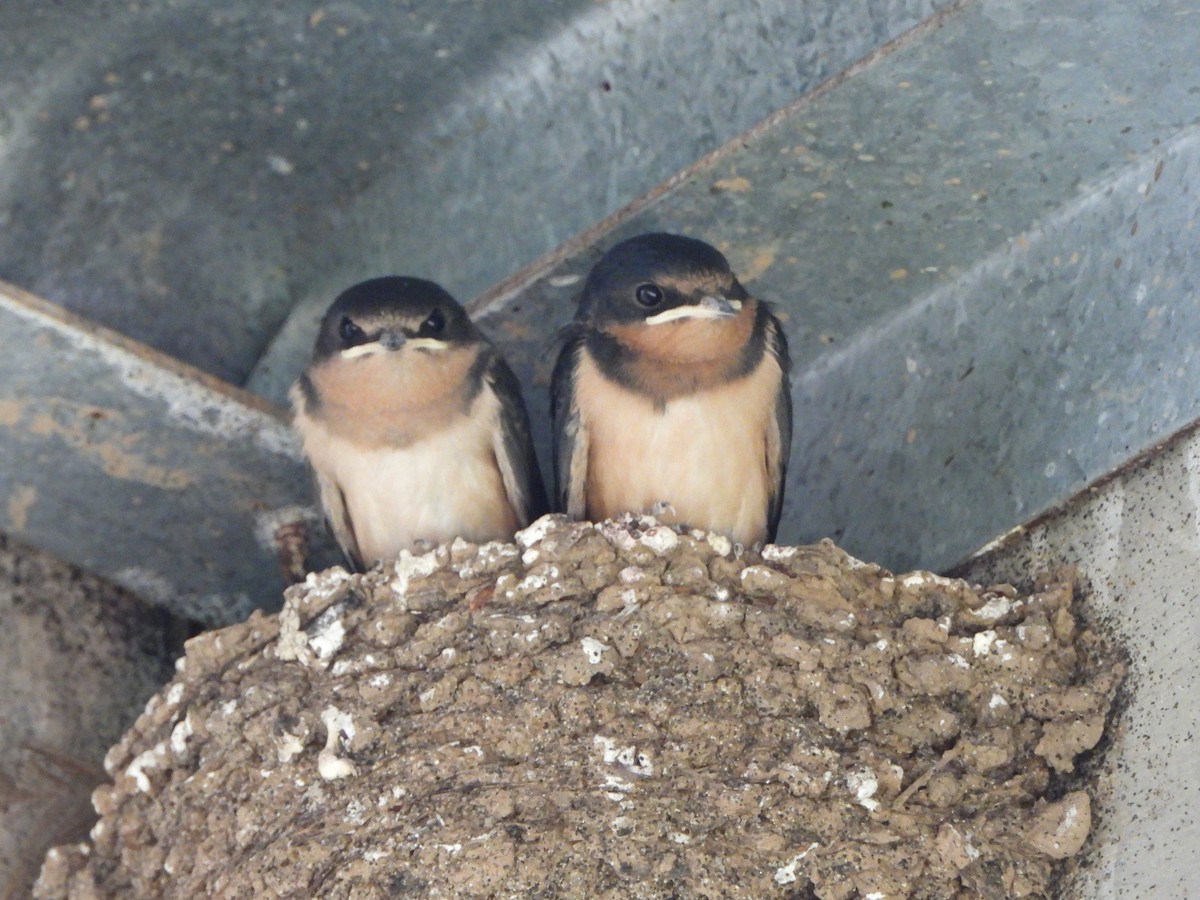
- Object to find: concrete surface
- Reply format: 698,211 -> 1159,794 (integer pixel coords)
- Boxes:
958,418 -> 1200,897
0,533 -> 183,899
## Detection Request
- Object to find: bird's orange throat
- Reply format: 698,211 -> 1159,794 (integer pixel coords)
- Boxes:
304,344 -> 482,449
602,298 -> 758,400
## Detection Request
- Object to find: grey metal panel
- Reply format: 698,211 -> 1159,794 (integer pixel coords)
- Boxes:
0,281 -> 336,626
0,0 -> 950,389
4,0 -> 1200,620
470,0 -> 1200,573
956,422 -> 1200,898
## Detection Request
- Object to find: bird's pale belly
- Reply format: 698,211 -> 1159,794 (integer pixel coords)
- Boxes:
310,415 -> 518,563
584,380 -> 775,546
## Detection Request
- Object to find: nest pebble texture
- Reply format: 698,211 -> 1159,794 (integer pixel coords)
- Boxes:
36,515 -> 1125,899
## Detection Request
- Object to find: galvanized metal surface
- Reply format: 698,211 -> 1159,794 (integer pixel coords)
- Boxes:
0,281 -> 336,626
472,0 -> 1200,573
0,0 -> 949,389
3,0 -> 1200,622
956,421 -> 1200,897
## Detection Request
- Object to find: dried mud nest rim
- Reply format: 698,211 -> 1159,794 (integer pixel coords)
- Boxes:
36,514 -> 1126,899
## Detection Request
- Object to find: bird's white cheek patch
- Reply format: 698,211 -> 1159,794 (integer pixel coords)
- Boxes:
340,342 -> 386,360
407,338 -> 450,352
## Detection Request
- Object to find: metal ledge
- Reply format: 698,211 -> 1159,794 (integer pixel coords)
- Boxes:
471,0 -> 1200,573
0,281 -> 336,626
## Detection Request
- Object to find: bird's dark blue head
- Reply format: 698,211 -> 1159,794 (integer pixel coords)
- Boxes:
576,232 -> 749,328
312,276 -> 479,363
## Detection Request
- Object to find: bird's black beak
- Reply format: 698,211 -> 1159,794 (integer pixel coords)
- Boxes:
380,330 -> 407,351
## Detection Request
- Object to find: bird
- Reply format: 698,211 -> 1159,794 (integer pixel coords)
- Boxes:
551,232 -> 792,546
291,276 -> 547,571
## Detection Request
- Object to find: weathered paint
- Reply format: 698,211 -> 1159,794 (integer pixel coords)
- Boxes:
0,281 -> 338,626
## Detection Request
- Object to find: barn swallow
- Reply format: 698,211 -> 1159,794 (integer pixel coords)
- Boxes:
551,232 -> 792,546
291,276 -> 547,571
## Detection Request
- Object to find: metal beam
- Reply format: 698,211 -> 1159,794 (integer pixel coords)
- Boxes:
0,281 -> 336,626
470,0 -> 1200,573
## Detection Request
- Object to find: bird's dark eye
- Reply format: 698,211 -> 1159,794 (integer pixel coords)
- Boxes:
635,283 -> 664,307
338,316 -> 364,344
420,308 -> 446,335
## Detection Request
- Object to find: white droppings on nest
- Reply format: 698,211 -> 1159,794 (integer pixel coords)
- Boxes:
594,736 -> 655,777
669,832 -> 692,844
610,816 -> 635,834
899,571 -> 960,590
846,768 -> 880,812
318,706 -> 358,780
774,842 -> 820,885
276,602 -> 347,669
518,571 -> 549,592
368,673 -> 392,688
275,603 -> 314,666
618,566 -> 646,584
302,567 -> 353,600
126,742 -> 169,793
947,653 -> 971,669
639,525 -> 679,554
393,548 -> 442,599
842,552 -> 875,571
308,606 -> 346,661
276,732 -> 306,764
601,773 -> 634,801
581,637 -> 610,665
521,547 -> 540,565
345,799 -> 368,826
169,714 -> 194,756
515,514 -> 559,548
874,639 -> 890,651
705,532 -> 733,556
989,693 -> 1009,710
973,630 -> 998,657
165,682 -> 185,707
220,699 -> 238,717
458,540 -> 519,578
761,543 -> 796,562
595,514 -> 679,554
974,596 -> 1012,620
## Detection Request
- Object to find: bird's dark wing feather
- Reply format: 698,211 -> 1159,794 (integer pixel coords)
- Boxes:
486,354 -> 549,525
764,315 -> 793,542
550,329 -> 590,518
313,468 -> 365,572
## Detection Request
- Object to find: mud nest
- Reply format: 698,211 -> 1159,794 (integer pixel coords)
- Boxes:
36,515 -> 1124,899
